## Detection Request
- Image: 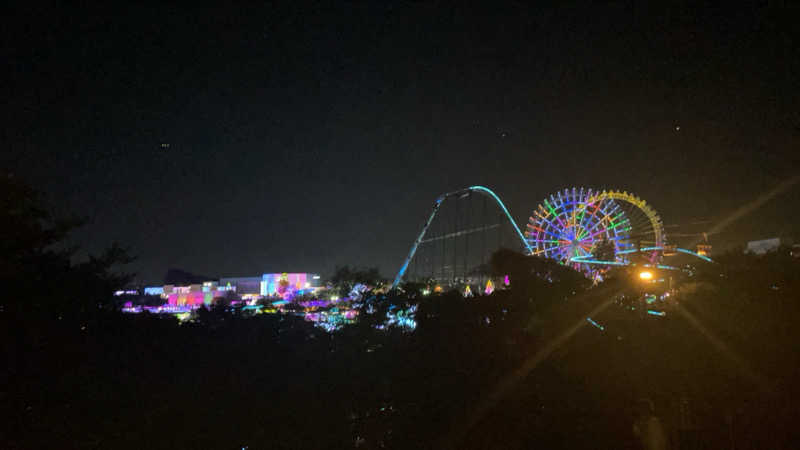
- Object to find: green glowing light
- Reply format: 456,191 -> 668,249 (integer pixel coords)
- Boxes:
544,199 -> 558,218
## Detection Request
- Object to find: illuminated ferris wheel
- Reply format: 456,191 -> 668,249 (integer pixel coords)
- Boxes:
525,188 -> 665,271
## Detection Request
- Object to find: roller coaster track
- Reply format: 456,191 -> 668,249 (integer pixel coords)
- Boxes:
391,186 -> 531,288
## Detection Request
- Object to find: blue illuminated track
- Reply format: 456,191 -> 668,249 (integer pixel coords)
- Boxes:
641,246 -> 714,263
469,186 -> 531,253
391,186 -> 531,288
569,245 -> 713,267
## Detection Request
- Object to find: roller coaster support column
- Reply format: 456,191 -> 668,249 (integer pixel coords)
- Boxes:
391,186 -> 532,289
392,194 -> 446,289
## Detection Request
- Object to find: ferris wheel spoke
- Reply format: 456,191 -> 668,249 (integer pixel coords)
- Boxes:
526,229 -> 563,243
527,220 -> 564,240
582,234 -> 625,244
582,209 -> 625,239
570,203 -> 580,229
542,199 -> 568,229
583,218 -> 629,242
581,204 -> 600,237
579,206 -> 619,237
532,245 -> 562,256
531,211 -> 562,233
576,204 -> 593,233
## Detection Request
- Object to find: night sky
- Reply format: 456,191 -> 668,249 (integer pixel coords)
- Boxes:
4,3 -> 799,283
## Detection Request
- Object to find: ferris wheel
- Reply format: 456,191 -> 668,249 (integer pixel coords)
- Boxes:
525,188 -> 665,271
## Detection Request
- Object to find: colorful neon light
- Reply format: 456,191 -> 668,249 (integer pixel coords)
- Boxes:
586,317 -> 605,330
527,188 -> 632,273
143,286 -> 164,296
570,246 -> 712,267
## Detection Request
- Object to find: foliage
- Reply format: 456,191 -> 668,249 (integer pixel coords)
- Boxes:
136,294 -> 167,307
0,175 -> 134,317
329,265 -> 383,296
489,247 -> 591,305
592,236 -> 616,262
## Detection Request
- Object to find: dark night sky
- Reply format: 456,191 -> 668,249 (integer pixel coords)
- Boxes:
3,3 -> 799,283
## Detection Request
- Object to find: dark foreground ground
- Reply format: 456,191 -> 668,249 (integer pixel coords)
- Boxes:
3,254 -> 800,449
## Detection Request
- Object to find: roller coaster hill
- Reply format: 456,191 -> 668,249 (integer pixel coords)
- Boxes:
391,186 -> 714,290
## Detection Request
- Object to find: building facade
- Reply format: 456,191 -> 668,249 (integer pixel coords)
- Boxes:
143,272 -> 322,307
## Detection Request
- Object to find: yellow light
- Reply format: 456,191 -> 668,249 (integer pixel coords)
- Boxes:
639,271 -> 653,281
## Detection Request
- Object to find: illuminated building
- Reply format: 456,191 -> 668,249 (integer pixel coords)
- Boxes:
218,276 -> 262,296
220,273 -> 321,298
260,273 -> 318,296
113,289 -> 139,296
143,286 -> 164,296
135,272 -> 321,309
163,282 -> 233,307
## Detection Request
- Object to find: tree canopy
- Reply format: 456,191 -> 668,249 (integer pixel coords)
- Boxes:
1,174 -> 134,317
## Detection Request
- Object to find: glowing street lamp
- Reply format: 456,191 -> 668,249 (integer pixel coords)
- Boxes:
639,270 -> 654,281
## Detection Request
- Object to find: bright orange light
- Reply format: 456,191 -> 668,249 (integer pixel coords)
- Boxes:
639,271 -> 654,281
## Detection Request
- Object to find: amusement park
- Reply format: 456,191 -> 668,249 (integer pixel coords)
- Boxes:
109,185 -> 718,330
391,185 -> 715,306
7,170 -> 800,449
8,3 -> 800,448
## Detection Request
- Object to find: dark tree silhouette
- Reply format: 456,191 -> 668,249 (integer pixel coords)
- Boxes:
592,236 -> 616,262
1,174 -> 134,317
330,265 -> 383,295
